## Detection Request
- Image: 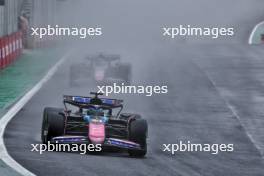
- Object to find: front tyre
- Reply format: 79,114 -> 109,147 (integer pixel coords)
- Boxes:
41,107 -> 65,144
128,119 -> 148,157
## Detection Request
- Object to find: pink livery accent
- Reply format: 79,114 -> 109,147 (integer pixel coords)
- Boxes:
89,122 -> 105,144
94,69 -> 105,81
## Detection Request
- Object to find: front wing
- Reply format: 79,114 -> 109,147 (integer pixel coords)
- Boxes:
51,136 -> 141,150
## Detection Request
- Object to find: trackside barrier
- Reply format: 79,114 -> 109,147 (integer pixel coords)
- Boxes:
4,36 -> 9,66
0,38 -> 2,69
9,35 -> 13,63
18,31 -> 23,56
11,33 -> 16,63
6,36 -> 11,66
0,31 -> 23,70
1,37 -> 6,68
14,33 -> 18,59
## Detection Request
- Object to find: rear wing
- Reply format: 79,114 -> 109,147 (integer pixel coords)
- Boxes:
63,95 -> 123,108
86,53 -> 120,62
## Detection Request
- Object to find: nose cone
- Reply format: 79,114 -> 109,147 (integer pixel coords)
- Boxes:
89,122 -> 105,144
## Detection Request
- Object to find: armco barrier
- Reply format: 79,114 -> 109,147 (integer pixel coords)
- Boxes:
13,33 -> 17,59
1,37 -> 6,68
15,32 -> 21,58
18,31 -> 22,56
4,36 -> 9,66
7,36 -> 11,66
7,35 -> 11,65
0,31 -> 23,70
9,35 -> 14,63
11,33 -> 15,62
6,36 -> 10,65
0,38 -> 2,69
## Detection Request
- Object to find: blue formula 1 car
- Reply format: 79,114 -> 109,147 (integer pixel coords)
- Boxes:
41,92 -> 148,157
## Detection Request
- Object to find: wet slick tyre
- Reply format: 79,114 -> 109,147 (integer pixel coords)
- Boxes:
41,107 -> 65,144
119,64 -> 132,85
128,119 -> 148,157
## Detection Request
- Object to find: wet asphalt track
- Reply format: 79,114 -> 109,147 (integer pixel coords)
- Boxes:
4,0 -> 264,176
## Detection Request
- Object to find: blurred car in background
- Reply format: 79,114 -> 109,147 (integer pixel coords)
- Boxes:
70,53 -> 132,86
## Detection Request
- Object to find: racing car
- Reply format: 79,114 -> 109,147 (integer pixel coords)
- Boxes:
70,53 -> 132,86
41,92 -> 147,157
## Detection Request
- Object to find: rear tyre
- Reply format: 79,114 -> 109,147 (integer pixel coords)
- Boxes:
118,64 -> 132,85
41,107 -> 65,144
128,118 -> 148,157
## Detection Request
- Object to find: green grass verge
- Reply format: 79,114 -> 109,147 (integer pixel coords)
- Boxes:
0,48 -> 62,111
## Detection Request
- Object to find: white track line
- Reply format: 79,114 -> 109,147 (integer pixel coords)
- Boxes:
0,51 -> 72,176
195,62 -> 263,158
248,21 -> 264,44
